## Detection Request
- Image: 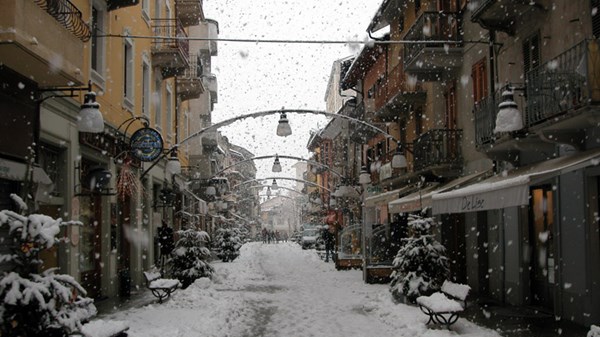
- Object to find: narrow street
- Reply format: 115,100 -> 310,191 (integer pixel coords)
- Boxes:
101,243 -> 499,337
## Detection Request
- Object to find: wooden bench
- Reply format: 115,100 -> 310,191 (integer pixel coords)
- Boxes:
71,319 -> 129,337
143,271 -> 181,303
416,280 -> 471,329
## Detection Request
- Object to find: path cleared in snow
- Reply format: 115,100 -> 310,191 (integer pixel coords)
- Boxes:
104,242 -> 501,337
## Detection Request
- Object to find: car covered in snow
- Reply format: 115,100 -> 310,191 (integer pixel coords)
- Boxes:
301,228 -> 319,249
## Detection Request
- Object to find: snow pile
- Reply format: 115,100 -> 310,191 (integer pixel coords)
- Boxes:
416,292 -> 464,313
589,325 -> 600,337
81,319 -> 129,337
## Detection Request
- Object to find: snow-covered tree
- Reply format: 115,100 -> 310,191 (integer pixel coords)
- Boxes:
213,227 -> 243,262
171,229 -> 214,288
389,214 -> 449,302
0,194 -> 97,336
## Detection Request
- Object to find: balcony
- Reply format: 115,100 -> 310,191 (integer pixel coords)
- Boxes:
403,12 -> 462,77
176,0 -> 205,27
471,0 -> 543,35
375,63 -> 426,122
0,0 -> 88,86
474,39 -> 600,160
152,18 -> 190,78
202,74 -> 218,104
177,54 -> 205,101
413,129 -> 462,177
525,39 -> 600,135
198,19 -> 219,57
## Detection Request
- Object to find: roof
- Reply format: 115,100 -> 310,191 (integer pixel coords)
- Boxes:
341,41 -> 387,90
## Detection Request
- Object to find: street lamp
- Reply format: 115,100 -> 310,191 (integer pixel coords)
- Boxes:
276,111 -> 292,137
391,142 -> 408,169
272,154 -> 282,172
494,85 -> 524,133
271,179 -> 279,190
166,150 -> 182,175
359,166 -> 371,185
38,81 -> 104,134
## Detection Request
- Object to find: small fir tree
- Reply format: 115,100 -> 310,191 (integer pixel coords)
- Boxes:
0,194 -> 97,336
214,227 -> 243,262
170,229 -> 214,288
389,214 -> 449,302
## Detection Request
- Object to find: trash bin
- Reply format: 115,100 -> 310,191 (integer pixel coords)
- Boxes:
118,269 -> 131,298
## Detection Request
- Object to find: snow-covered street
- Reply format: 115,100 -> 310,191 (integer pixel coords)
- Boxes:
102,242 -> 500,337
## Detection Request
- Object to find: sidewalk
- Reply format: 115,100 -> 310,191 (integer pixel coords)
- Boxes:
94,290 -> 156,318
464,300 -> 590,337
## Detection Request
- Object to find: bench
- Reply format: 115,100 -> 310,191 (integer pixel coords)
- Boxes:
71,319 -> 129,337
143,271 -> 181,303
416,280 -> 470,329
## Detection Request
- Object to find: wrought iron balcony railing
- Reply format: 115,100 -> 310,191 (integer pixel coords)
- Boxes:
403,11 -> 461,70
413,129 -> 462,172
152,18 -> 190,62
34,0 -> 91,41
525,39 -> 599,128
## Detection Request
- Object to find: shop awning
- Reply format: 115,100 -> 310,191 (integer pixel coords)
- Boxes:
432,148 -> 600,214
388,183 -> 440,213
389,171 -> 490,214
0,159 -> 52,185
363,185 -> 416,207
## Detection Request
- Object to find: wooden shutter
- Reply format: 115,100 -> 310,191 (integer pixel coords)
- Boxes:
593,0 -> 600,38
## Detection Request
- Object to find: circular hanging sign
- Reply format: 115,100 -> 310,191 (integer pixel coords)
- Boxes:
129,127 -> 164,162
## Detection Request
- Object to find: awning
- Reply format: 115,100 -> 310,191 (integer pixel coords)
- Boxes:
320,117 -> 344,139
388,171 -> 489,214
432,148 -> 600,214
388,183 -> 440,213
0,159 -> 52,185
363,185 -> 416,207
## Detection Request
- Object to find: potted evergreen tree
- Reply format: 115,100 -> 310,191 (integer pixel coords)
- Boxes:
389,213 -> 450,303
170,228 -> 214,288
0,194 -> 97,336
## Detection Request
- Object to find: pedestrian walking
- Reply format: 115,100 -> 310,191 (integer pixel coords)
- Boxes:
261,227 -> 268,243
157,219 -> 174,273
322,227 -> 335,262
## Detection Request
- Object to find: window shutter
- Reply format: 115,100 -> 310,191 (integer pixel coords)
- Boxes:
593,0 -> 600,38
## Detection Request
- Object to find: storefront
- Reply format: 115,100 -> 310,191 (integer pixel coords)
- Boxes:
431,148 -> 600,326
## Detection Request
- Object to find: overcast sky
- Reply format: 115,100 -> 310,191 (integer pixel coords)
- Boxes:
203,0 -> 382,191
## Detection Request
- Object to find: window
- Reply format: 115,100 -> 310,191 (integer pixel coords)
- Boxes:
142,0 -> 150,21
90,1 -> 106,85
415,107 -> 423,137
166,84 -> 173,141
415,0 -> 421,15
154,76 -> 162,129
154,0 -> 161,18
39,143 -> 64,197
142,57 -> 151,118
594,0 -> 600,38
123,35 -> 134,110
471,58 -> 488,104
523,32 -> 541,75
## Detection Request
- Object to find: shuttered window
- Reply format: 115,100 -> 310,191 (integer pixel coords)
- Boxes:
523,33 -> 541,75
593,0 -> 600,38
471,58 -> 488,104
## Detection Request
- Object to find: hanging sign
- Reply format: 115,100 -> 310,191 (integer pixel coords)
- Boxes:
129,127 -> 164,162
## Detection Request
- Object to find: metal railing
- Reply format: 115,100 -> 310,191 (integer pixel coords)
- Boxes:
525,39 -> 596,127
413,129 -> 462,172
181,54 -> 203,79
473,86 -> 526,147
152,18 -> 189,62
34,0 -> 91,41
403,11 -> 461,68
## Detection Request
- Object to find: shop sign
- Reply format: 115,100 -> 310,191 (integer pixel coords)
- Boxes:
130,127 -> 164,162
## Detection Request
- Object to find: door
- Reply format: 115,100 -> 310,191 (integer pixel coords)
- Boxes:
441,213 -> 467,283
529,186 -> 555,309
80,195 -> 102,299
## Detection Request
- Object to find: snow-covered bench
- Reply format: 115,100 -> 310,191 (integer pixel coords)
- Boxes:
143,271 -> 181,303
416,280 -> 471,329
71,319 -> 129,337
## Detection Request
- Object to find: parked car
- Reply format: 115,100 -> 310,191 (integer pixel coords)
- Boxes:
301,228 -> 318,250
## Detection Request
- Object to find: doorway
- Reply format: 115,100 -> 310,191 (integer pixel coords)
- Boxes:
529,185 -> 555,309
79,195 -> 103,299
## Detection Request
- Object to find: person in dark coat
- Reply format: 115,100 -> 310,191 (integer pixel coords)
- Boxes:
157,219 -> 174,271
322,227 -> 335,262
